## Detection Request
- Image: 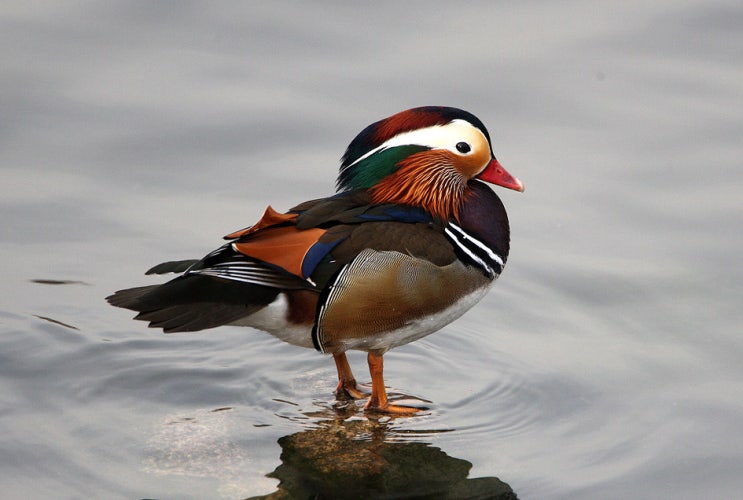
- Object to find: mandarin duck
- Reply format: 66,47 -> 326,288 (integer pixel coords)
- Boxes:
107,106 -> 524,414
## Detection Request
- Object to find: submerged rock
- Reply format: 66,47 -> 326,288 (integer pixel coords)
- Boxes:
250,416 -> 517,499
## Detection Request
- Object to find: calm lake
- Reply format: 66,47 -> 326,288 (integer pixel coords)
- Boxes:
1,2 -> 741,498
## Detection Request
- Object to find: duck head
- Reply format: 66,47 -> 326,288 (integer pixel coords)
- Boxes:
337,106 -> 524,221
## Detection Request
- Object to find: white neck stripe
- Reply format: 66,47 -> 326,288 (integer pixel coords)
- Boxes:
447,223 -> 504,268
445,227 -> 496,277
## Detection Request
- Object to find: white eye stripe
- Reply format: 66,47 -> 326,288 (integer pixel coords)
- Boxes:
347,119 -> 488,167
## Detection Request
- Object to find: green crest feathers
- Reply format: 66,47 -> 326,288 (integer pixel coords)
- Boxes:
336,145 -> 429,191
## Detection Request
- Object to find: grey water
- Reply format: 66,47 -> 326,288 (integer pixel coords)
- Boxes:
1,2 -> 742,498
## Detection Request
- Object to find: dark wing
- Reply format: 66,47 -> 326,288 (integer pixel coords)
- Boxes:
292,190 -> 432,228
107,190 -> 453,333
145,260 -> 200,275
106,276 -> 278,333
106,242 -> 313,332
227,190 -> 445,285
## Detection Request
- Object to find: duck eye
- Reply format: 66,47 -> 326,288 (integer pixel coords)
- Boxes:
456,142 -> 471,154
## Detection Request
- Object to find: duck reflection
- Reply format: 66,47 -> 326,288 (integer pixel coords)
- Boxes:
250,403 -> 517,499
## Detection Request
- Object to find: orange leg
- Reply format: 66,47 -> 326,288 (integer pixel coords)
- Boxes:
364,352 -> 421,414
333,353 -> 369,400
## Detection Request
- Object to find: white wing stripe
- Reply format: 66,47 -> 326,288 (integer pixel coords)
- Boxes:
188,260 -> 309,288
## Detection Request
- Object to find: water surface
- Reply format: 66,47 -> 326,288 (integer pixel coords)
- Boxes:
1,2 -> 742,498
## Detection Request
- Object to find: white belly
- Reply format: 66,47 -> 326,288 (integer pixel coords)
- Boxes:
228,293 -> 314,349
